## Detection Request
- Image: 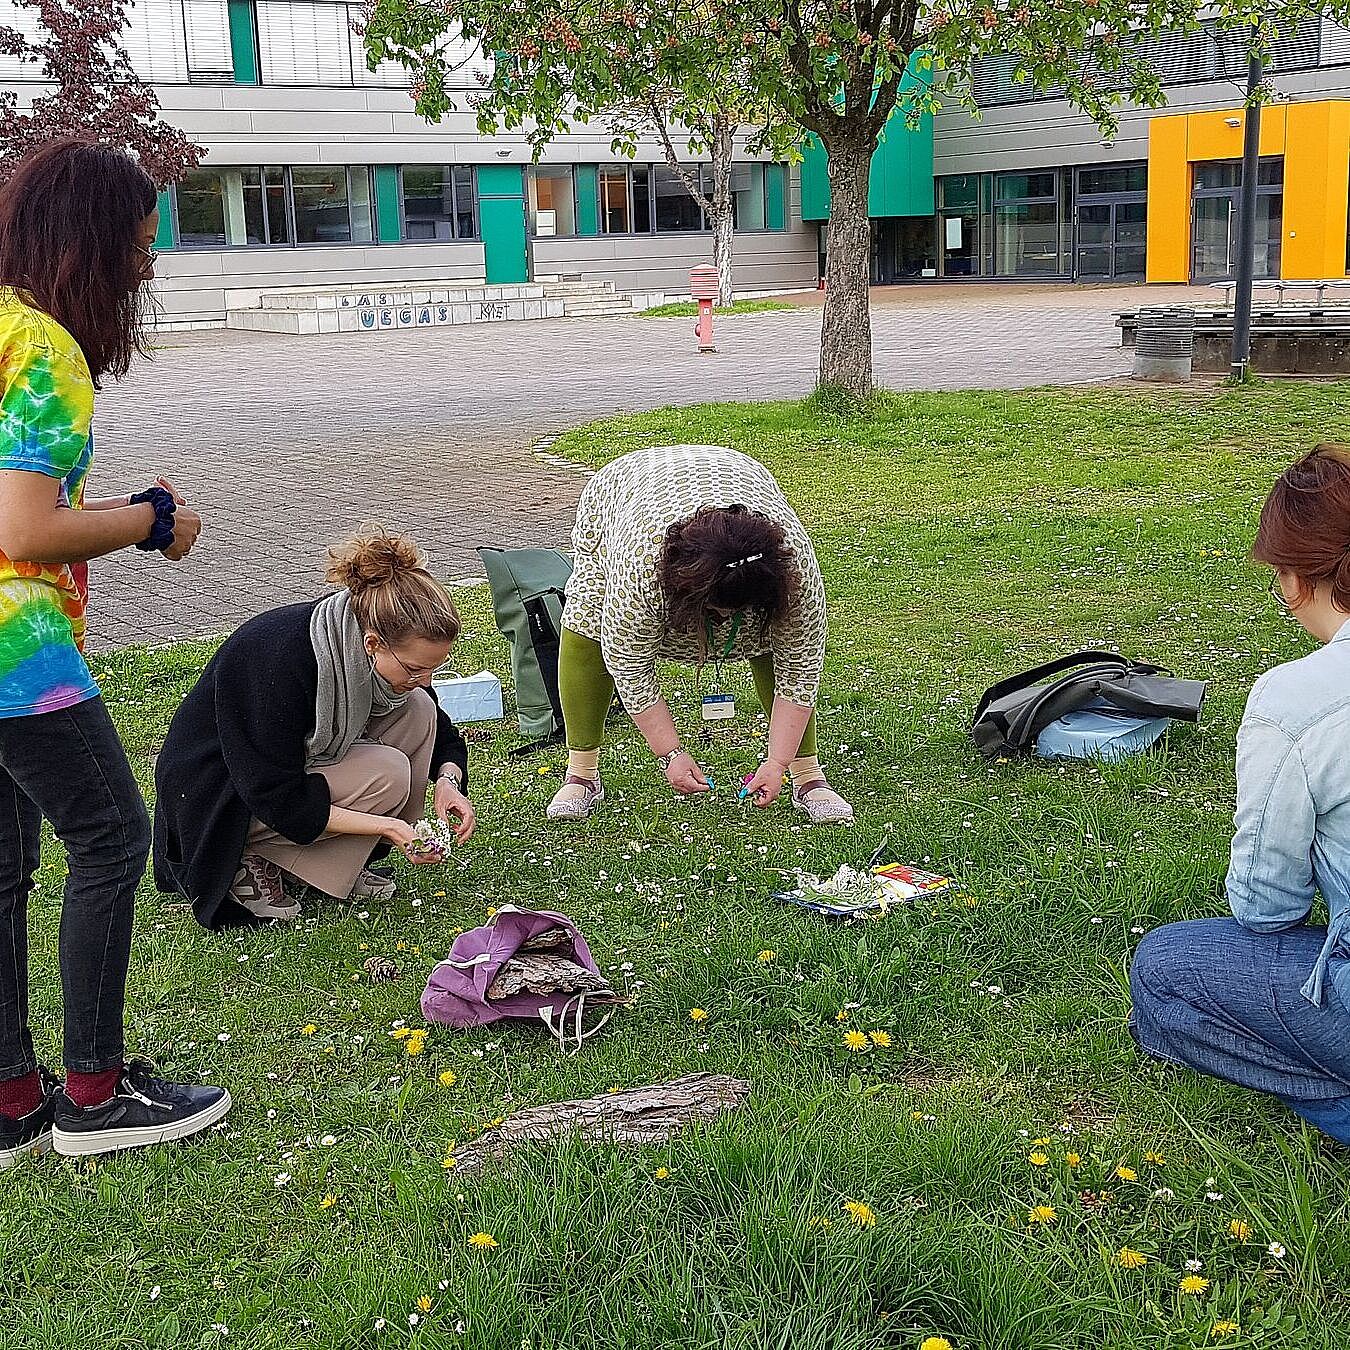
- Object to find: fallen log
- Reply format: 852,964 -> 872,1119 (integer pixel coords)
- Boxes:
452,1073 -> 751,1173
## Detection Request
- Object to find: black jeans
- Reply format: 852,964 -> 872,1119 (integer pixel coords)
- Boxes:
0,697 -> 150,1077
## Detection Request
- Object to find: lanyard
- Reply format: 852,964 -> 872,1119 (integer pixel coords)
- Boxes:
705,612 -> 743,663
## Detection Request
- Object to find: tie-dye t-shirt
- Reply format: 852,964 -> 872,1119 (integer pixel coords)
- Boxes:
0,289 -> 99,718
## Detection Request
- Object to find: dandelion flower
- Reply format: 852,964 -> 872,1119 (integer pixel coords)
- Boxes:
1117,1247 -> 1148,1269
1144,1150 -> 1166,1165
1031,1137 -> 1052,1147
438,1071 -> 457,1087
468,1232 -> 498,1249
390,1028 -> 412,1041
843,1200 -> 876,1228
1115,1165 -> 1137,1182
920,1339 -> 953,1350
1028,1151 -> 1049,1167
868,1030 -> 892,1048
300,1024 -> 317,1037
689,1008 -> 708,1023
1065,1153 -> 1082,1168
1268,1241 -> 1287,1259
835,1009 -> 849,1022
417,1296 -> 432,1313
1211,1322 -> 1240,1339
319,1194 -> 337,1210
1228,1219 -> 1252,1242
844,1030 -> 869,1052
1180,1275 -> 1210,1295
756,950 -> 775,963
1027,1205 -> 1057,1224
653,1166 -> 671,1180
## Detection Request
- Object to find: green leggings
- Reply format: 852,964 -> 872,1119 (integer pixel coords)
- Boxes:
559,628 -> 818,757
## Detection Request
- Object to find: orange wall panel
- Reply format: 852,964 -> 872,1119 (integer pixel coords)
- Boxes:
1146,114 -> 1191,282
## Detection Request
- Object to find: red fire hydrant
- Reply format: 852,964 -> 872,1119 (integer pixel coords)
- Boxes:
689,264 -> 718,354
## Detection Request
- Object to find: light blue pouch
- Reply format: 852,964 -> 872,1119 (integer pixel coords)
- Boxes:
1035,699 -> 1170,762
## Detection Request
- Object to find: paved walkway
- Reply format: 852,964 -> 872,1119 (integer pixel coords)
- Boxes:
89,282 -> 1204,647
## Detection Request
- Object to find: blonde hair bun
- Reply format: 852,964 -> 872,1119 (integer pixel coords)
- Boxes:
326,525 -> 426,595
324,524 -> 461,645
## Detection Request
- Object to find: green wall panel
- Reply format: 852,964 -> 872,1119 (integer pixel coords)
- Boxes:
799,72 -> 935,221
766,163 -> 787,231
154,190 -> 175,250
374,165 -> 402,243
575,165 -> 599,237
476,164 -> 528,284
227,0 -> 258,85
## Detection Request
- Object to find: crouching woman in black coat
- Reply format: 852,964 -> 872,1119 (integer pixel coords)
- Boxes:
154,528 -> 474,929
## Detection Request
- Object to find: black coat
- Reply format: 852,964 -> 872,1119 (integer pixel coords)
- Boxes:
153,599 -> 469,931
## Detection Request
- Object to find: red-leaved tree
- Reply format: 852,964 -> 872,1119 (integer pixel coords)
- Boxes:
0,0 -> 201,188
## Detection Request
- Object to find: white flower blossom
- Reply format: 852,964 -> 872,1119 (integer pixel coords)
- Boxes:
1268,1242 -> 1287,1259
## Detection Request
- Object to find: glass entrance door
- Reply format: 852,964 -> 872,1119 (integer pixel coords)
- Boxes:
1190,158 -> 1283,283
1072,163 -> 1147,281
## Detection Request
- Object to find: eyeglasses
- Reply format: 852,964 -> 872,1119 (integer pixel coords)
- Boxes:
376,639 -> 433,682
133,242 -> 158,271
1268,573 -> 1292,611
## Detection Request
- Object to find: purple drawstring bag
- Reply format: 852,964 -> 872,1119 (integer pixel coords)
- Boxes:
421,905 -> 621,1052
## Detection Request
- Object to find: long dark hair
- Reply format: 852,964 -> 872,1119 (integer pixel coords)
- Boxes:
658,504 -> 801,638
0,137 -> 157,383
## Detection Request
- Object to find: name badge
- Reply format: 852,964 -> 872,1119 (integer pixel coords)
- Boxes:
702,693 -> 735,721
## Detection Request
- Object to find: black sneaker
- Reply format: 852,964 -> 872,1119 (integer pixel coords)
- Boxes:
52,1059 -> 232,1158
0,1066 -> 60,1170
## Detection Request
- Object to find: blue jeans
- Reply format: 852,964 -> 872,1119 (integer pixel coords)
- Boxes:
1130,917 -> 1350,1144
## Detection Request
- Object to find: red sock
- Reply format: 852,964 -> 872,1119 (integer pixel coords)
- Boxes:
0,1069 -> 41,1120
65,1066 -> 122,1109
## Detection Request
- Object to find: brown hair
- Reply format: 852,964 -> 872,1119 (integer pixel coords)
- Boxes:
1252,443 -> 1350,610
326,526 -> 461,645
0,137 -> 158,384
657,504 -> 801,637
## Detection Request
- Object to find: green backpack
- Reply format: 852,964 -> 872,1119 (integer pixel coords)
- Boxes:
478,547 -> 573,745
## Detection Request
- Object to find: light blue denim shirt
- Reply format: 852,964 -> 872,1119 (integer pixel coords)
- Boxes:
1227,618 -> 1350,1005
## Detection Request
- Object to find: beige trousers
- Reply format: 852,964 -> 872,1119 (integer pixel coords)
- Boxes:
246,689 -> 438,900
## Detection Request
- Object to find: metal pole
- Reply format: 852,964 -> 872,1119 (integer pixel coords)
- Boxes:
1230,52 -> 1264,381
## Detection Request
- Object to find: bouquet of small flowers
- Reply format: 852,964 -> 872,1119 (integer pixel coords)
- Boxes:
403,817 -> 457,862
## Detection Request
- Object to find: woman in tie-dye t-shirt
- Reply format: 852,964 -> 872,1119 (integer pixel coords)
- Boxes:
0,140 -> 230,1167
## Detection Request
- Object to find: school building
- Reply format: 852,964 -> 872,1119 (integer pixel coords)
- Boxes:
2,2 -> 1350,325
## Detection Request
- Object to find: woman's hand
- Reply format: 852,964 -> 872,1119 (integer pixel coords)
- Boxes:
742,758 -> 789,808
377,817 -> 441,864
667,751 -> 711,795
434,778 -> 477,844
161,505 -> 202,562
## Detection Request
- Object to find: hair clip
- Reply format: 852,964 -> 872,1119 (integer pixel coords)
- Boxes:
725,552 -> 765,570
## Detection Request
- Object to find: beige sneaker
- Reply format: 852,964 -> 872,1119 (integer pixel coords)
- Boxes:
229,854 -> 300,921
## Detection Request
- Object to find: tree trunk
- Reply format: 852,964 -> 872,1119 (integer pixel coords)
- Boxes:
710,119 -> 735,305
818,135 -> 874,398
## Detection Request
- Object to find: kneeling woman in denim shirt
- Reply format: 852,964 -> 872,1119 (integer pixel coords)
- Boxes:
1131,443 -> 1350,1144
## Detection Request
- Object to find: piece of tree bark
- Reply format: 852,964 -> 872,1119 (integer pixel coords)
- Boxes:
486,953 -> 612,999
452,1073 -> 751,1173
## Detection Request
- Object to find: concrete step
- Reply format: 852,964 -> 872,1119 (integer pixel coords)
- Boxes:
228,296 -> 566,335
261,282 -> 540,311
562,300 -> 639,318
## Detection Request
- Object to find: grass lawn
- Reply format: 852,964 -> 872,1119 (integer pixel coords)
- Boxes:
638,298 -> 796,318
7,381 -> 1350,1349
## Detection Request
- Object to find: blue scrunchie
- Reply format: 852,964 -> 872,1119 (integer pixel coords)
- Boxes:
129,486 -> 176,552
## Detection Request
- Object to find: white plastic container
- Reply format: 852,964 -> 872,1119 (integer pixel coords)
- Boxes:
432,671 -> 504,723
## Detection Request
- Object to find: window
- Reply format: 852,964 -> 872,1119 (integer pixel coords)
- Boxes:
1194,159 -> 1284,191
401,166 -> 476,240
600,166 -> 633,233
241,168 -> 290,244
175,169 -> 228,246
653,165 -> 704,232
1077,164 -> 1148,197
993,170 -> 1065,275
732,163 -> 766,230
528,166 -> 576,236
290,167 -> 373,244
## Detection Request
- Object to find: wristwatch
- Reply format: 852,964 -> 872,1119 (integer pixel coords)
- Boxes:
656,748 -> 685,771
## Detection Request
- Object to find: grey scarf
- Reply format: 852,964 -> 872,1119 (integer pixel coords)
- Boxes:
305,590 -> 410,768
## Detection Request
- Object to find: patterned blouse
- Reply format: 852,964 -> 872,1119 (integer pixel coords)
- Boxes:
563,444 -> 827,716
